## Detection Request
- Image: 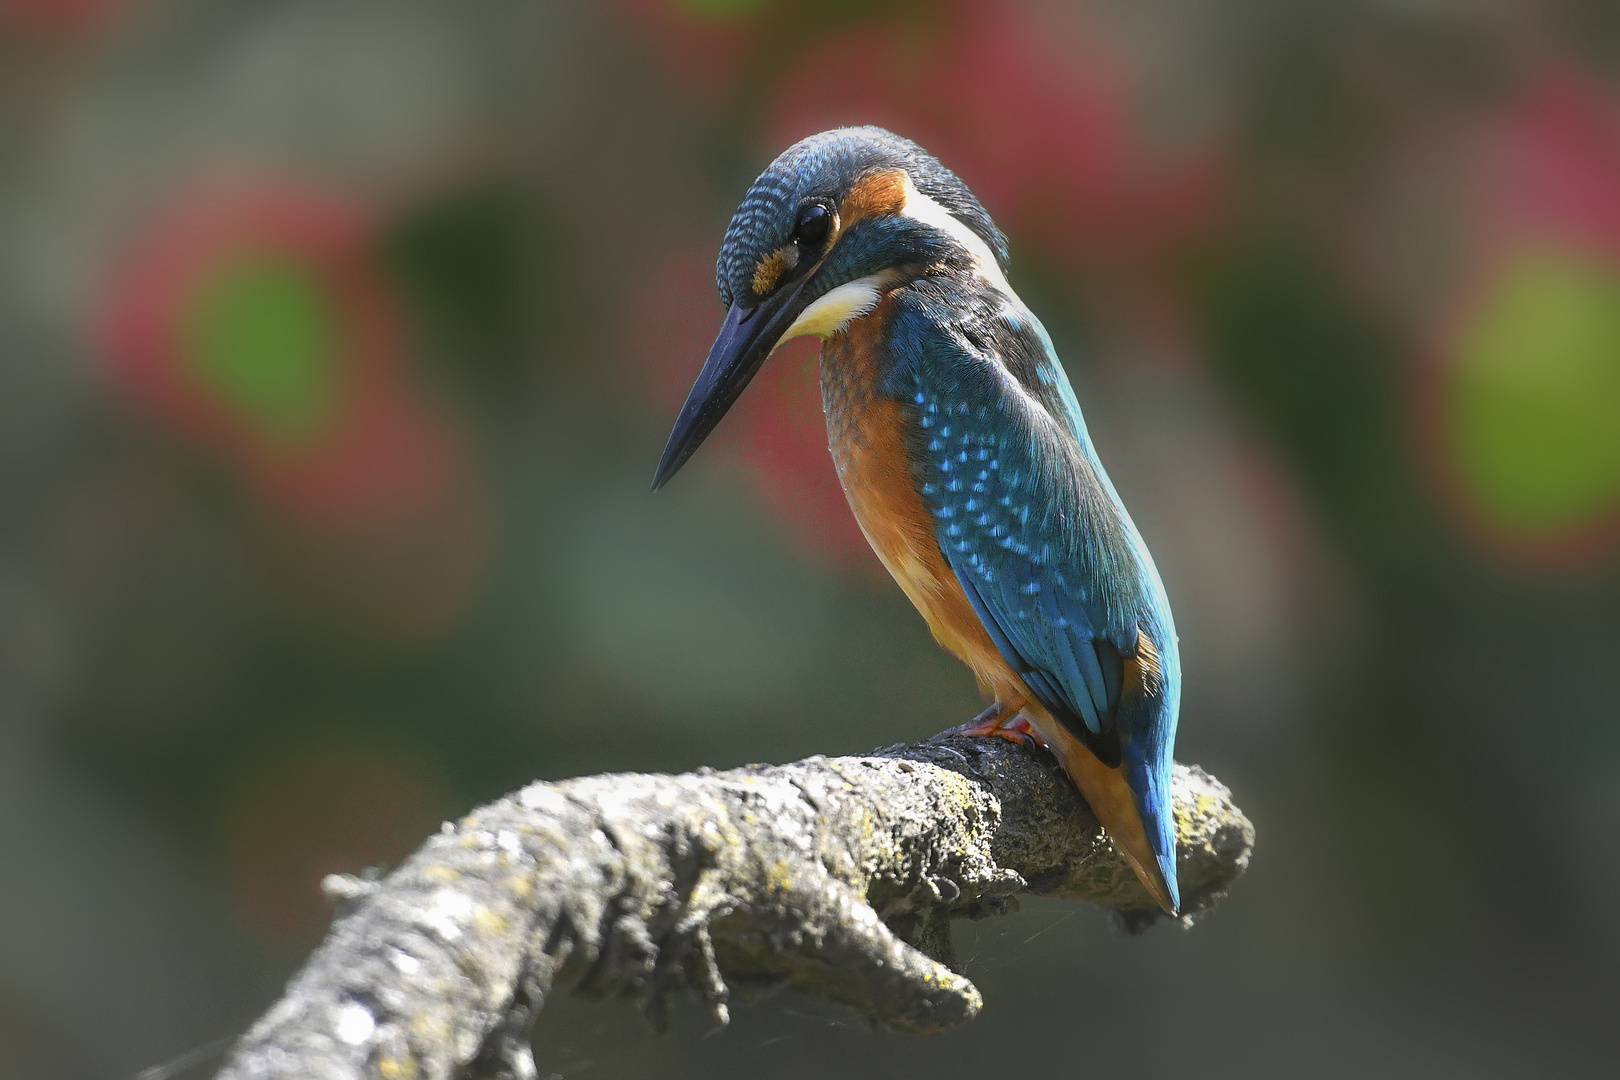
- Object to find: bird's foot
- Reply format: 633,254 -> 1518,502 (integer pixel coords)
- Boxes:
944,703 -> 1042,749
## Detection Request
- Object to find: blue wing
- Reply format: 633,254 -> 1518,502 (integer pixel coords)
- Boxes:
882,278 -> 1183,910
884,283 -> 1158,761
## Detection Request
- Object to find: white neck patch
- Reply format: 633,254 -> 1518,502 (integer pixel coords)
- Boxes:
766,170 -> 1012,354
897,173 -> 1012,296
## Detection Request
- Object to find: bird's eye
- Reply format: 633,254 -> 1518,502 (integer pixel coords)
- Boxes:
793,203 -> 830,246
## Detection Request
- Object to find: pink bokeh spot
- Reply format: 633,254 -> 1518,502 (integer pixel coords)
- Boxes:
631,242 -> 876,568
1414,72 -> 1620,568
97,178 -> 463,530
733,335 -> 876,568
765,0 -> 1226,266
98,177 -> 495,646
1483,73 -> 1620,259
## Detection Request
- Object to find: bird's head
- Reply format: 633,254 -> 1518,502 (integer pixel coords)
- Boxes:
652,126 -> 1009,490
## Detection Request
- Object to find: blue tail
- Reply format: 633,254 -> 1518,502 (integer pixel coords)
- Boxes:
1120,672 -> 1180,914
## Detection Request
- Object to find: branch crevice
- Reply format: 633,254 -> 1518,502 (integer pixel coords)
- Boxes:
215,732 -> 1254,1080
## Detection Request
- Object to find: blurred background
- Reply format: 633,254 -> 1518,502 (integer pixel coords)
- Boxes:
0,0 -> 1616,1076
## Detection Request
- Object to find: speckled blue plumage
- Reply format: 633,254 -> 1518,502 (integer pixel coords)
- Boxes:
877,274 -> 1182,899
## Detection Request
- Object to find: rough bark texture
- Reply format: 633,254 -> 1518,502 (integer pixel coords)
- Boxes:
214,731 -> 1254,1080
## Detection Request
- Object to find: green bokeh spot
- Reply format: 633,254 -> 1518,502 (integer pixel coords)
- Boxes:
1448,248 -> 1620,535
182,256 -> 340,449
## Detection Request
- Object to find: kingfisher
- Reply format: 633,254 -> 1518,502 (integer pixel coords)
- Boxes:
652,127 -> 1182,915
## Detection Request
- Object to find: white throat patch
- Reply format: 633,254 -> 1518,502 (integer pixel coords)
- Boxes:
772,274 -> 885,354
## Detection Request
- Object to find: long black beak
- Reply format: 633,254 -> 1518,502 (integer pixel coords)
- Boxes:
651,279 -> 812,491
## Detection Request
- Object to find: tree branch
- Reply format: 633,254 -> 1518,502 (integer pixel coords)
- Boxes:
214,731 -> 1253,1080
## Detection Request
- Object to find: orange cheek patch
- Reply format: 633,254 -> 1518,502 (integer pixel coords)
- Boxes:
752,247 -> 793,296
839,169 -> 908,226
752,170 -> 906,298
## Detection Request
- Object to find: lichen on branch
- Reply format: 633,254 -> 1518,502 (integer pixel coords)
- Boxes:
214,731 -> 1253,1080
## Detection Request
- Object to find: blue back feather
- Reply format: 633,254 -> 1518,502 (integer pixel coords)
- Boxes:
881,275 -> 1181,898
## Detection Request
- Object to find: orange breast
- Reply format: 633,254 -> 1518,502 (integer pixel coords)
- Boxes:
818,301 -> 1019,702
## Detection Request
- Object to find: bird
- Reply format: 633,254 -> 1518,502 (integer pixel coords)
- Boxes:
652,126 -> 1182,915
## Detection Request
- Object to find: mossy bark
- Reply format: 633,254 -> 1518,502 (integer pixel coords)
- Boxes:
214,731 -> 1253,1080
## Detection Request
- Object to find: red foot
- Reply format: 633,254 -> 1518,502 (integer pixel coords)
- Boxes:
946,704 -> 1044,748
